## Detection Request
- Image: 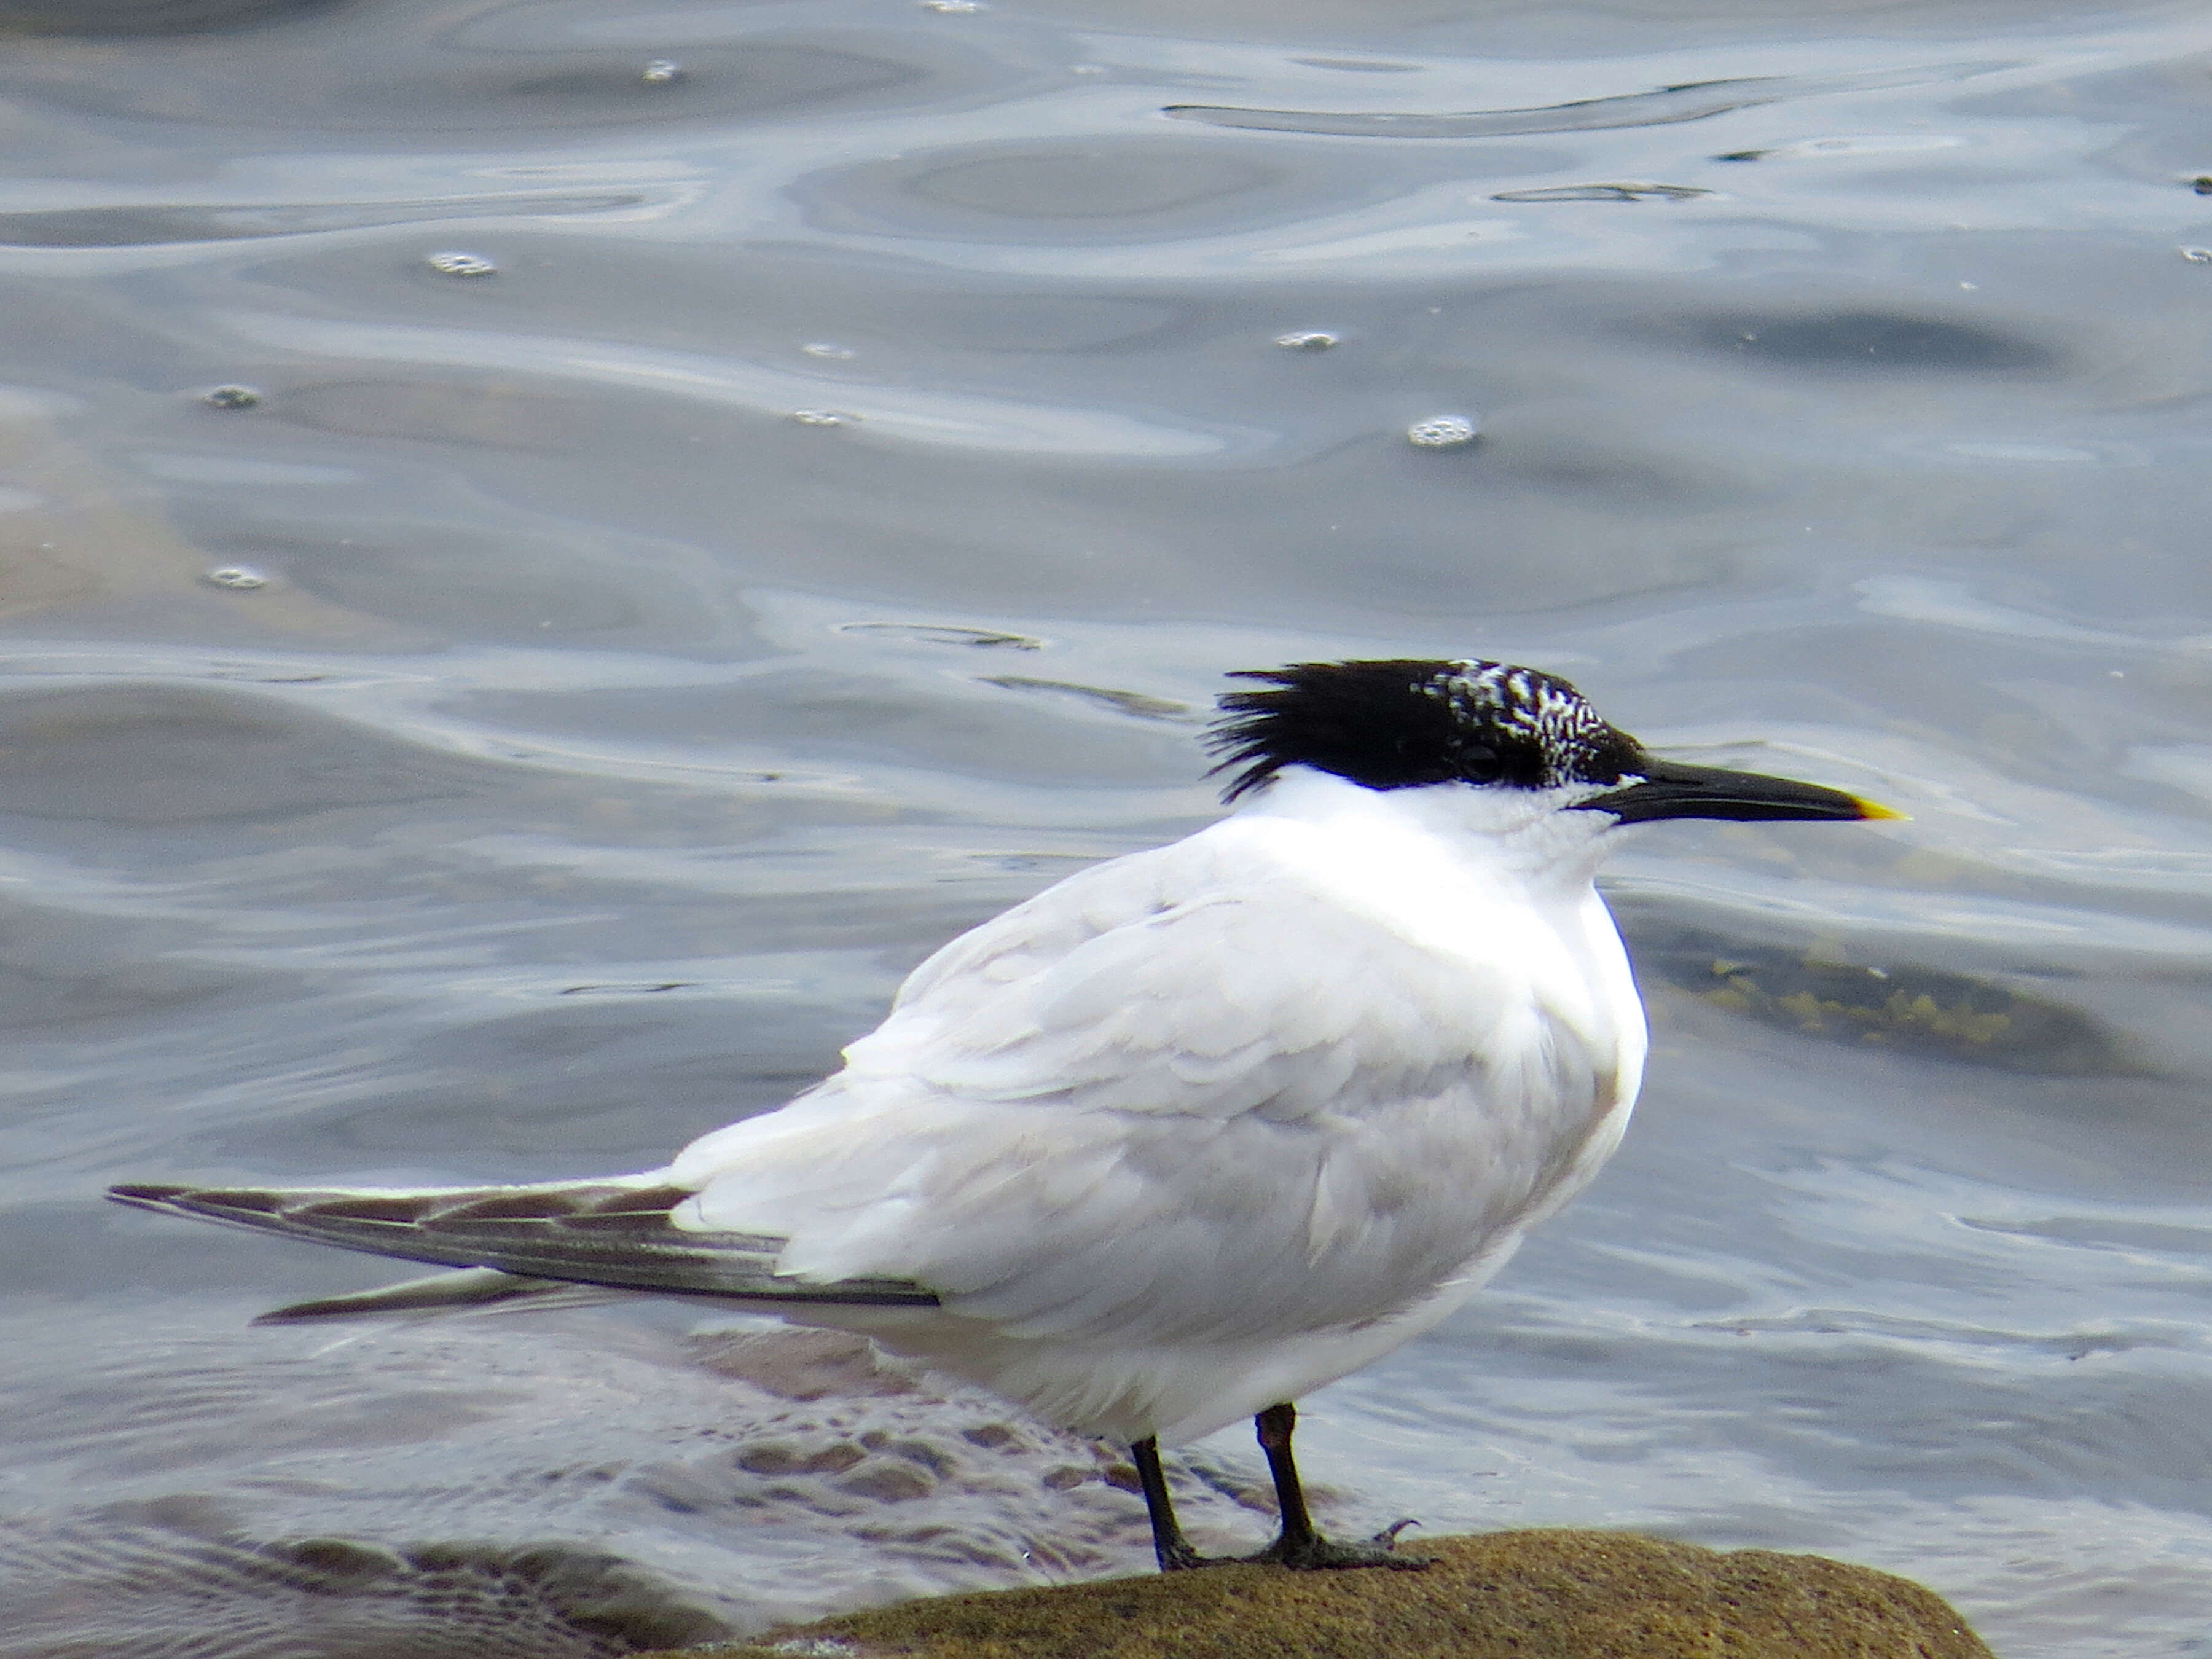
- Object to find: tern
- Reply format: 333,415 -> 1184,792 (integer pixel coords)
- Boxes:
109,659 -> 1896,1572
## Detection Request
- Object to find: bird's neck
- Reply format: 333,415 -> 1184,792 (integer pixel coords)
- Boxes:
1235,766 -> 1617,896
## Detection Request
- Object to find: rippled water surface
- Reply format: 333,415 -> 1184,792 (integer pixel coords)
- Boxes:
4,0 -> 2212,1652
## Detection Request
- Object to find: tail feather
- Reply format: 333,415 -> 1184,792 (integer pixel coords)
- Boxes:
106,1180 -> 940,1308
253,1266 -> 597,1324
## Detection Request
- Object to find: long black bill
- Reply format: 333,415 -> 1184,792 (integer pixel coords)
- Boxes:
1581,758 -> 1902,825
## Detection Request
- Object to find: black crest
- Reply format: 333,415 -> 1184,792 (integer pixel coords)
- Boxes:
1207,659 -> 1647,803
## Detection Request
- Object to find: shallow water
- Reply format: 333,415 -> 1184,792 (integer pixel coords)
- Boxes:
4,0 -> 2212,1652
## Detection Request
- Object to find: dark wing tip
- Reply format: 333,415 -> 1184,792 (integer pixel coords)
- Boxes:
101,1177 -> 943,1309
108,1183 -> 189,1208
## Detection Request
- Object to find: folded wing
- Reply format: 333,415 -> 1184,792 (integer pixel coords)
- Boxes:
671,825 -> 1620,1347
105,1180 -> 938,1306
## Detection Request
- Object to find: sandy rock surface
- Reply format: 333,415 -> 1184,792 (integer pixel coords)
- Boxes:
653,1527 -> 1994,1658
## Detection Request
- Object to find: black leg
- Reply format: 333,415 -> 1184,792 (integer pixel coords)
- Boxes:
1254,1401 -> 1320,1553
1130,1435 -> 1209,1571
1128,1410 -> 1426,1574
1249,1401 -> 1429,1571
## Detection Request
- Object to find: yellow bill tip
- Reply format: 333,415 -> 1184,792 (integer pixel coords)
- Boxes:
1852,796 -> 1909,822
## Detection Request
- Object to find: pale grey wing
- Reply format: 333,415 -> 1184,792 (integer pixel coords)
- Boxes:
852,881 -> 1538,1124
104,1181 -> 939,1308
677,873 -> 1619,1347
887,839 -> 1192,1012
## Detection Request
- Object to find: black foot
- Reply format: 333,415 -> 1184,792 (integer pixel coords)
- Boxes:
1157,1539 -> 1245,1572
1159,1528 -> 1428,1572
1249,1523 -> 1430,1571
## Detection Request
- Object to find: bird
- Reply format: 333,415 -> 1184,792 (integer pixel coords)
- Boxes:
109,658 -> 1897,1573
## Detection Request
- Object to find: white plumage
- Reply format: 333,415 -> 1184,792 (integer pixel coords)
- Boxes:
667,769 -> 1645,1443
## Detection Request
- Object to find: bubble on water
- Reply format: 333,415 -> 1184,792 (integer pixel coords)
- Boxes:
202,565 -> 269,591
801,342 -> 856,360
920,0 -> 983,12
1405,414 -> 1479,448
425,251 -> 498,278
198,385 -> 261,410
640,60 -> 683,84
2183,247 -> 2212,263
1274,331 -> 1339,351
791,409 -> 859,427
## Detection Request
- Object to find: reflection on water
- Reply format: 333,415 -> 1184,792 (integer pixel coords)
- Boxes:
2,0 -> 2211,1653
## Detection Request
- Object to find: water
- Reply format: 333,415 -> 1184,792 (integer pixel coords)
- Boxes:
3,0 -> 2211,1652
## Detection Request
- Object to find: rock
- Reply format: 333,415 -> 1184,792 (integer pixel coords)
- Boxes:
649,1528 -> 1994,1658
1629,921 -> 2132,1077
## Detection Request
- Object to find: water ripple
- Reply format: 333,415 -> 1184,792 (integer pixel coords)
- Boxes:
219,315 -> 1257,458
0,192 -> 670,249
1164,61 -> 2012,139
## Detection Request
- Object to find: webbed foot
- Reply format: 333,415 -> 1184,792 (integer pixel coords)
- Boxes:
1250,1520 -> 1429,1571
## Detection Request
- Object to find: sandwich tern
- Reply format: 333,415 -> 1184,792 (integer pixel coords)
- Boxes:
110,659 -> 1896,1572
